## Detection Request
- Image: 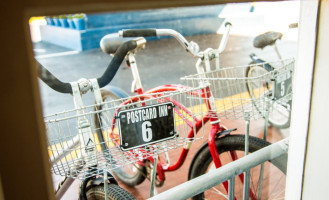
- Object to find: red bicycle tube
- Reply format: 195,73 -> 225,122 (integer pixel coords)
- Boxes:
166,117 -> 208,171
208,126 -> 221,168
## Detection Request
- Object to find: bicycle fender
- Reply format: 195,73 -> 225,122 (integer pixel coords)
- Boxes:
249,56 -> 274,72
216,128 -> 237,138
90,175 -> 118,186
102,85 -> 130,99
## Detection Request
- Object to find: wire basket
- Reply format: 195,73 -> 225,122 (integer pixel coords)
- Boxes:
181,59 -> 294,120
46,86 -> 206,179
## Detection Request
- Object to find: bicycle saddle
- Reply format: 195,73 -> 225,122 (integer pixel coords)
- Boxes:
100,33 -> 141,54
253,31 -> 283,49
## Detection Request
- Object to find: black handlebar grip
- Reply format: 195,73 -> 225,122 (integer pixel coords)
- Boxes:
100,33 -> 131,54
37,61 -> 73,94
97,40 -> 138,87
122,29 -> 157,37
38,40 -> 137,94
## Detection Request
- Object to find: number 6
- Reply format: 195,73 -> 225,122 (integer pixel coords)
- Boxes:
142,121 -> 152,142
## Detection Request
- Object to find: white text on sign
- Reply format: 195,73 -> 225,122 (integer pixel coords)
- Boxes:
126,105 -> 169,124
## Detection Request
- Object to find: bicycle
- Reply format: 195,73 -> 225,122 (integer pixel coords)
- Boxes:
38,58 -> 137,199
246,31 -> 294,129
94,23 -> 289,199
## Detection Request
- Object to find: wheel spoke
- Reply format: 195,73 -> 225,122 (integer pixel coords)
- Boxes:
189,135 -> 286,200
209,187 -> 228,199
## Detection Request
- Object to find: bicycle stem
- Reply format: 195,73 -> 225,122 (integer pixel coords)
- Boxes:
127,52 -> 144,94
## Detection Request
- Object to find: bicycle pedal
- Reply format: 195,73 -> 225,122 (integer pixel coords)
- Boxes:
215,128 -> 237,138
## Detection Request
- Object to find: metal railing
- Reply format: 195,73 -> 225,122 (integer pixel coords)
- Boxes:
148,137 -> 289,200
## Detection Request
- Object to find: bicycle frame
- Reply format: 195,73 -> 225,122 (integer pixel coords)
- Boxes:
108,47 -> 234,184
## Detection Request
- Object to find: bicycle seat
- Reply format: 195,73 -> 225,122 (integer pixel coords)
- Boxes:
253,31 -> 283,49
100,33 -> 141,54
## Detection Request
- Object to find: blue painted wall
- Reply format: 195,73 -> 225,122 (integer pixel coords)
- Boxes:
40,5 -> 225,51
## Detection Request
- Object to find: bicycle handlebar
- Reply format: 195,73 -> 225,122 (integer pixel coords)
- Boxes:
120,29 -> 157,37
97,38 -> 140,88
38,61 -> 73,94
119,29 -> 188,47
38,38 -> 144,94
100,33 -> 146,54
119,29 -> 196,56
119,22 -> 232,58
39,23 -> 232,94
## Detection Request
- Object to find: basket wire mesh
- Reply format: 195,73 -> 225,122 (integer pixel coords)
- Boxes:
181,59 -> 294,120
46,86 -> 206,179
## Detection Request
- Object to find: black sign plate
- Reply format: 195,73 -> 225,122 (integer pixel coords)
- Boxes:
274,70 -> 292,100
118,102 -> 175,151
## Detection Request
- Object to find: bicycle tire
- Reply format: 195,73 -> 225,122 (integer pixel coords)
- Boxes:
94,89 -> 146,187
246,62 -> 291,129
112,164 -> 147,187
188,134 -> 287,200
85,184 -> 136,200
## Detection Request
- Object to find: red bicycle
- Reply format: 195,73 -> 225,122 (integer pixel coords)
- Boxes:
93,23 -> 289,200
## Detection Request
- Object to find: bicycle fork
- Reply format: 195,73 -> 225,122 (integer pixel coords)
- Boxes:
71,79 -> 113,200
71,80 -> 101,169
55,79 -> 105,199
207,111 -> 259,200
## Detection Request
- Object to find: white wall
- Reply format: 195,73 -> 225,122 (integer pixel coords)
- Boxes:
285,0 -> 319,199
302,0 -> 329,199
286,0 -> 329,199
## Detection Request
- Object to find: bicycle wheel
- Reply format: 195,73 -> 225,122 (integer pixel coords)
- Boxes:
112,164 -> 147,187
94,89 -> 146,186
85,184 -> 136,200
188,134 -> 287,200
246,62 -> 291,129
